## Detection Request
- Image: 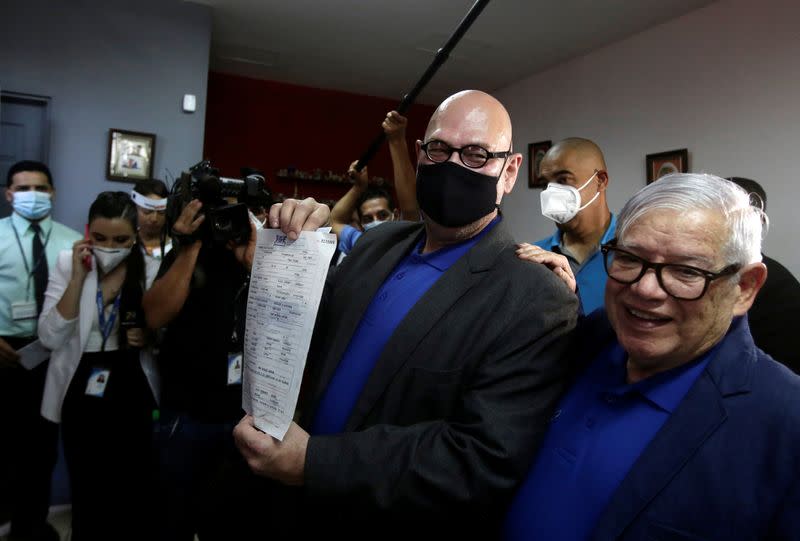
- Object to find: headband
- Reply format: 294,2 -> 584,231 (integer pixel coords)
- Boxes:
131,190 -> 167,211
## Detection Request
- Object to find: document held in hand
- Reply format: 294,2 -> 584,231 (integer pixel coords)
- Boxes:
242,229 -> 337,440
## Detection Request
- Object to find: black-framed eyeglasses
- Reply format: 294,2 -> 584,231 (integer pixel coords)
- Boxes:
420,140 -> 512,169
600,241 -> 740,301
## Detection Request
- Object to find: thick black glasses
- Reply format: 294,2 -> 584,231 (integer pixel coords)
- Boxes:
421,140 -> 511,169
601,242 -> 740,300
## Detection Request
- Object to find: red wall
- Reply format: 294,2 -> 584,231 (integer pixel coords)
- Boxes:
203,72 -> 436,204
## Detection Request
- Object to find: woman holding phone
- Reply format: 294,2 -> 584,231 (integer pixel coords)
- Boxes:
38,191 -> 159,541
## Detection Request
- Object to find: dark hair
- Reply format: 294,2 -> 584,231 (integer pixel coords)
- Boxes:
727,177 -> 767,211
356,187 -> 394,220
88,191 -> 146,348
88,191 -> 138,226
6,160 -> 53,188
133,178 -> 168,198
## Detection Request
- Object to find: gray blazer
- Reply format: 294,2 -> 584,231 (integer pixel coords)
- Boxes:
298,219 -> 579,533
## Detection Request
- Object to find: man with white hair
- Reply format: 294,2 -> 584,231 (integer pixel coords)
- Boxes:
506,173 -> 800,540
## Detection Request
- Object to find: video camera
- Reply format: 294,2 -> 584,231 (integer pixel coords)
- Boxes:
167,160 -> 270,246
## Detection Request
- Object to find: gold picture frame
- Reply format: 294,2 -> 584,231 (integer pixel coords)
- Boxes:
107,128 -> 156,182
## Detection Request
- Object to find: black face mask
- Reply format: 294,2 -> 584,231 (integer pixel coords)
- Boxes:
416,161 -> 501,227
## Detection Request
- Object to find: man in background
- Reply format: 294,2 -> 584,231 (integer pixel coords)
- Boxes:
519,138 -> 615,314
143,193 -> 330,541
331,111 -> 418,256
0,160 -> 81,541
727,176 -> 800,373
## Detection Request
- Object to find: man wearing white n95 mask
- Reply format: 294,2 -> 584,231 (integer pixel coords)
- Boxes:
519,138 -> 615,314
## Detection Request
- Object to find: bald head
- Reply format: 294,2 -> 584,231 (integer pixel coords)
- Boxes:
425,90 -> 513,152
538,136 -> 611,231
547,137 -> 607,171
415,90 -> 523,237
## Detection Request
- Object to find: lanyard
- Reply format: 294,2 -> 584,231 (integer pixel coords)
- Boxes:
96,287 -> 121,352
11,221 -> 52,299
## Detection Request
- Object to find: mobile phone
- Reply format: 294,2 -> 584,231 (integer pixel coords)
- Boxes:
83,224 -> 93,271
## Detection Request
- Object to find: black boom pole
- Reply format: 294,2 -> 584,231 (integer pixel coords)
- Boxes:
355,0 -> 491,171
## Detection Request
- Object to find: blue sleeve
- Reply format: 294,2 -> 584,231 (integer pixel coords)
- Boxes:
339,225 -> 363,255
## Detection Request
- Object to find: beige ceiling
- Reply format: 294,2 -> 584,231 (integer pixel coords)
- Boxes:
195,0 -> 717,104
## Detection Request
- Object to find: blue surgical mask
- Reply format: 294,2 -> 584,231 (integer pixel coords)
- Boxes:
363,219 -> 389,231
12,191 -> 52,221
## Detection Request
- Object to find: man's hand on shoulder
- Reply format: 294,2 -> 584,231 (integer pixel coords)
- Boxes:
516,243 -> 577,293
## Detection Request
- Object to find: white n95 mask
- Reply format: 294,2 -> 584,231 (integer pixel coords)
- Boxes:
540,171 -> 600,224
93,246 -> 132,274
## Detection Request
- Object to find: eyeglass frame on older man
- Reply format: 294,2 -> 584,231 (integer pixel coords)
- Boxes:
600,240 -> 741,301
420,139 -> 512,169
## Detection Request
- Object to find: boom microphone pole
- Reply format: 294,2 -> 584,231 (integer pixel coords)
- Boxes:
354,0 -> 491,171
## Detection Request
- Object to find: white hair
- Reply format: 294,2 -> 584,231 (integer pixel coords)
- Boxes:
617,173 -> 768,266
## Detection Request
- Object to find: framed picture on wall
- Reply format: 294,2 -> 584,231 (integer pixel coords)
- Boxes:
646,148 -> 688,184
106,128 -> 156,182
528,140 -> 552,188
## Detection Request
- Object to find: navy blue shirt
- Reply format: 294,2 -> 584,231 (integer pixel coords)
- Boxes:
310,218 -> 500,435
503,340 -> 713,541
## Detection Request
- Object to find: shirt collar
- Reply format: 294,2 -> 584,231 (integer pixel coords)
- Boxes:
11,211 -> 53,235
604,341 -> 715,413
601,213 -> 617,244
547,213 -> 617,250
412,216 -> 501,272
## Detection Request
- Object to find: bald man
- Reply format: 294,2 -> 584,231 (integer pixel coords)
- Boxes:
233,90 -> 579,535
519,137 -> 614,313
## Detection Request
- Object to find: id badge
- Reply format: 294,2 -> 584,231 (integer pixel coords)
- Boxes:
11,301 -> 38,321
85,368 -> 111,397
227,353 -> 243,385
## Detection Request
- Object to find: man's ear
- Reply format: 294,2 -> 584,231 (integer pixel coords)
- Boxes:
732,262 -> 768,316
5,188 -> 13,205
501,153 -> 523,194
596,170 -> 609,193
495,153 -> 522,205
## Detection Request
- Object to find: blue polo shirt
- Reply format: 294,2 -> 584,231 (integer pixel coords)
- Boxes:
534,214 -> 616,315
338,225 -> 363,255
503,340 -> 713,541
310,218 -> 499,435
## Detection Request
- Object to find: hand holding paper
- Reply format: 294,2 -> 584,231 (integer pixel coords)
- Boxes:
233,415 -> 308,486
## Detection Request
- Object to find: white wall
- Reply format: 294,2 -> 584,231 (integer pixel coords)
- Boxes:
497,0 -> 800,277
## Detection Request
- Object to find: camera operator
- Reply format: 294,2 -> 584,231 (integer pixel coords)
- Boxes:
143,196 -> 330,541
